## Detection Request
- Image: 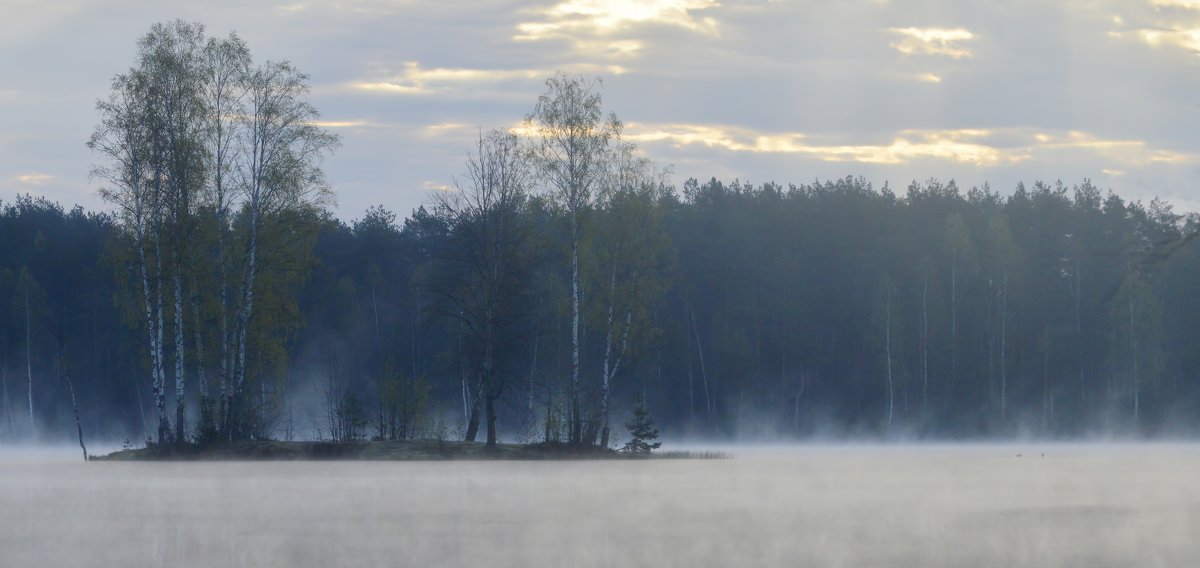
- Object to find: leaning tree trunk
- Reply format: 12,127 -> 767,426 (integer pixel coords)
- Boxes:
464,375 -> 481,442
63,366 -> 88,462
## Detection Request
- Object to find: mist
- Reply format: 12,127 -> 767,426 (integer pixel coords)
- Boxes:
1,444 -> 1196,567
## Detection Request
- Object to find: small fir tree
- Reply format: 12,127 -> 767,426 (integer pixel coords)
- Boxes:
622,399 -> 661,453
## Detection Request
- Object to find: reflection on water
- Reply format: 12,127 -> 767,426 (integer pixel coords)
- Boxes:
1,445 -> 1198,567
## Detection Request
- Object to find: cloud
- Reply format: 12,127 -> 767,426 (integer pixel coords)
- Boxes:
889,27 -> 975,58
622,124 -> 1195,168
515,0 -> 720,57
311,120 -> 374,128
915,73 -> 942,83
1108,1 -> 1200,55
1150,0 -> 1200,9
625,124 -> 1008,165
1034,130 -> 1193,165
13,173 -> 54,185
351,61 -> 626,95
1111,27 -> 1200,54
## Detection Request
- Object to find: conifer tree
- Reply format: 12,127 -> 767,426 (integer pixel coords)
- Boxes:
622,399 -> 661,453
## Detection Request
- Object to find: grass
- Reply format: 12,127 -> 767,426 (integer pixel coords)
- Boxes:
92,439 -> 727,462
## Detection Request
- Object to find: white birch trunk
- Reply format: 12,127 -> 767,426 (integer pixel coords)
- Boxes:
174,272 -> 186,442
191,279 -> 207,400
24,285 -> 34,440
690,306 -> 712,418
886,286 -> 894,428
1128,260 -> 1139,425
1000,270 -> 1008,421
921,272 -> 929,419
155,237 -> 168,441
950,248 -> 957,390
598,245 -> 619,447
570,216 -> 581,445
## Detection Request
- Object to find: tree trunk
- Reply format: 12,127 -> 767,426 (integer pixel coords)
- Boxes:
885,285 -> 894,428
63,367 -> 88,462
464,385 -> 481,442
24,284 -> 34,440
174,272 -> 186,444
1075,264 -> 1084,408
690,306 -> 712,420
599,249 -> 619,448
569,214 -> 582,446
1128,259 -> 1139,426
921,271 -> 929,423
950,247 -> 957,392
1000,270 -> 1008,421
231,207 -> 260,438
217,211 -> 230,432
485,392 -> 498,448
191,277 -> 209,434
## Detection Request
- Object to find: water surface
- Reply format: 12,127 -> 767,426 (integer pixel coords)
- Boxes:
2,444 -> 1197,567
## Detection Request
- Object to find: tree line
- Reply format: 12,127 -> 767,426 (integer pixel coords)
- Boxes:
4,21 -> 1200,447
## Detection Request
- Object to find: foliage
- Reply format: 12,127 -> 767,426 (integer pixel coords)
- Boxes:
622,400 -> 661,454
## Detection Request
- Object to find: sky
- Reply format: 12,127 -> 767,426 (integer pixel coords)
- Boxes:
2,0 -> 1200,220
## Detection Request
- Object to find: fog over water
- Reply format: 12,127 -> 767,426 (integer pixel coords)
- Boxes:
1,444 -> 1197,567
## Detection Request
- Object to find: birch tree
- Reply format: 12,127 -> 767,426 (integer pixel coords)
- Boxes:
90,63 -> 172,442
432,129 -> 532,447
591,143 -> 671,447
200,32 -> 250,436
526,73 -> 619,446
140,21 -> 209,444
226,59 -> 338,436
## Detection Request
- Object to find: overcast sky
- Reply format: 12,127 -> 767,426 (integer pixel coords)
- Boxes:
3,0 -> 1200,219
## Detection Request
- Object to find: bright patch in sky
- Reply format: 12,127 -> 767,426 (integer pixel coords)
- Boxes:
889,27 -> 975,58
14,174 -> 54,185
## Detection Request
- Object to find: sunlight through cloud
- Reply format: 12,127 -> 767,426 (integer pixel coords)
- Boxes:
889,27 -> 975,58
624,124 -> 1195,169
515,0 -> 720,57
352,62 -> 626,95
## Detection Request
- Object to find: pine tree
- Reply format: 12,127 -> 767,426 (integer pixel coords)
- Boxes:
622,399 -> 661,453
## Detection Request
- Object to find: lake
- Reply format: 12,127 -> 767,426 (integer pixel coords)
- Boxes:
1,444 -> 1198,567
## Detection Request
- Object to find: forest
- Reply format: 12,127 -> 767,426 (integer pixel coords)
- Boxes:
3,21 -> 1200,447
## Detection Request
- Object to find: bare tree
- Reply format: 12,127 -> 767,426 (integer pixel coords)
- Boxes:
432,129 -> 532,447
526,73 -> 620,446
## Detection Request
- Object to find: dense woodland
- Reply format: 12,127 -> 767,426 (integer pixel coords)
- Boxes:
4,21 -> 1200,447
